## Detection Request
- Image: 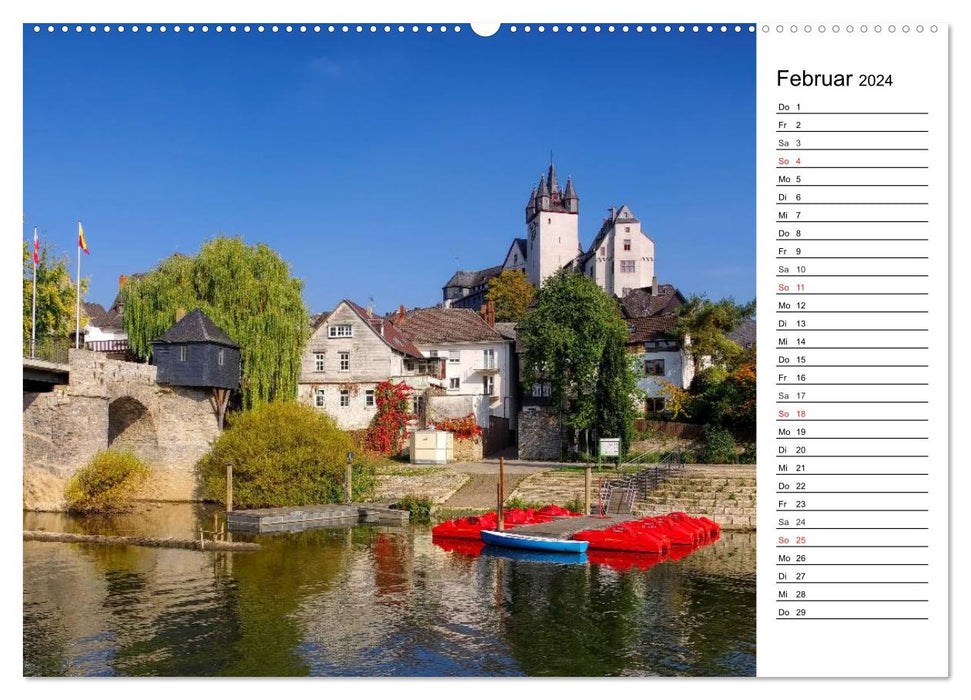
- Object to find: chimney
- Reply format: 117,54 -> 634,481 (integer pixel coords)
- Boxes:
119,274 -> 127,289
480,301 -> 495,328
651,276 -> 658,296
175,307 -> 187,322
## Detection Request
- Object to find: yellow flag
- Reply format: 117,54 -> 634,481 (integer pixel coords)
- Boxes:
78,221 -> 89,254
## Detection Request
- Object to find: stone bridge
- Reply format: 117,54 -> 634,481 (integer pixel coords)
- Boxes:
23,349 -> 222,511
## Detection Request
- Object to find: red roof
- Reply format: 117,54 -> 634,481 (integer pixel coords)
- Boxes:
343,299 -> 425,359
625,315 -> 679,344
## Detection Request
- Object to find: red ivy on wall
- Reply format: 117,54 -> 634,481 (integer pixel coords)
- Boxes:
430,414 -> 482,441
364,381 -> 414,455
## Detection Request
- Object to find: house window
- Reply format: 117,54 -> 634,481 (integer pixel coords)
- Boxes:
365,390 -> 375,407
449,377 -> 460,390
622,287 -> 632,297
339,352 -> 350,372
328,324 -> 353,338
179,345 -> 188,362
620,260 -> 636,273
483,375 -> 495,397
413,396 -> 424,415
315,389 -> 325,408
645,397 -> 665,413
644,359 -> 665,376
314,353 -> 325,372
218,348 -> 225,366
428,350 -> 439,358
531,382 -> 551,398
623,238 -> 631,251
448,350 -> 460,364
339,390 -> 350,407
482,348 -> 495,369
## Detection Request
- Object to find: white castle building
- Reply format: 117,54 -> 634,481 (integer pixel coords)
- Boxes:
443,161 -> 656,307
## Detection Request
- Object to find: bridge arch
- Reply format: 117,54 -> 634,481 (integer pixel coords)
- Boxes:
107,396 -> 159,462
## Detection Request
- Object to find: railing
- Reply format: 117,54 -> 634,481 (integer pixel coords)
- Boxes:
86,339 -> 130,354
23,337 -> 70,364
596,448 -> 685,515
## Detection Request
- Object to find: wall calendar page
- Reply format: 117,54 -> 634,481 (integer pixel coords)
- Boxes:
7,0 -> 961,693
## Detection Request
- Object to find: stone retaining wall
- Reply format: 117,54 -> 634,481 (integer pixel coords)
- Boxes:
23,349 -> 221,511
517,407 -> 562,461
372,467 -> 469,504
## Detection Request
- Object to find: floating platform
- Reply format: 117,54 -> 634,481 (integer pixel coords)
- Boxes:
226,503 -> 409,533
507,514 -> 637,540
23,530 -> 260,552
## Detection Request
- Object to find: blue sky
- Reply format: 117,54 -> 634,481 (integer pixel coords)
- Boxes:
23,25 -> 754,314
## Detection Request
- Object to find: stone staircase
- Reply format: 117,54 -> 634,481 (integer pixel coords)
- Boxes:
632,464 -> 756,530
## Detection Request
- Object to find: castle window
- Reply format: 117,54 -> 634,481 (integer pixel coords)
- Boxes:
314,353 -> 325,372
620,260 -> 636,273
625,226 -> 631,233
623,238 -> 631,251
599,247 -> 605,256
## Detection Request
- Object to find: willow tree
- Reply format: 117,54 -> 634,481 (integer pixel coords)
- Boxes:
122,237 -> 309,407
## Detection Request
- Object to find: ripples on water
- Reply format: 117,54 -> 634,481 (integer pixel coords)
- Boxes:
23,504 -> 755,677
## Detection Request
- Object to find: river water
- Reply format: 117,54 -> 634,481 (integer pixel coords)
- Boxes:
23,504 -> 755,677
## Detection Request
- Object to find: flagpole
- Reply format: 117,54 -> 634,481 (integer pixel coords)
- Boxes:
31,227 -> 37,357
75,222 -> 81,349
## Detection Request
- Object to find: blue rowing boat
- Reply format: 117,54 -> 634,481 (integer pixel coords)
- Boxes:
480,529 -> 589,553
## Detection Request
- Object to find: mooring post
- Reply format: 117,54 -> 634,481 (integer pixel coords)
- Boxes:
497,483 -> 504,531
345,451 -> 354,504
584,465 -> 592,515
498,456 -> 505,530
225,462 -> 233,513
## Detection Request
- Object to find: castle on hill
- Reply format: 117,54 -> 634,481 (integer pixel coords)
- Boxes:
443,160 -> 657,309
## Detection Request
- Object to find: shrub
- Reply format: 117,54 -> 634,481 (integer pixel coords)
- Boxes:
504,495 -> 545,511
389,495 -> 434,523
563,496 -> 586,515
64,450 -> 151,513
197,401 -> 375,508
700,426 -> 737,464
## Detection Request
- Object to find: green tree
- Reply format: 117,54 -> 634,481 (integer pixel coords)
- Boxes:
485,269 -> 535,322
22,241 -> 86,345
518,269 -> 638,453
122,236 -> 308,407
673,295 -> 756,371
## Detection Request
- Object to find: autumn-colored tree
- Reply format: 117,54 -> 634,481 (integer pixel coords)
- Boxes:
656,379 -> 692,420
364,381 -> 415,455
485,269 -> 535,322
673,295 -> 756,371
22,241 -> 87,347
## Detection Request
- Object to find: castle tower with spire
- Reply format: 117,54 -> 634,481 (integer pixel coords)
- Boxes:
524,159 -> 580,287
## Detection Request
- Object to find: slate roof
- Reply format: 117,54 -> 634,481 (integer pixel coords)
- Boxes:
620,284 -> 686,318
152,308 -> 239,347
343,299 -> 424,359
394,307 -> 505,345
727,317 -> 757,348
625,315 -> 679,344
83,302 -> 109,328
494,322 -> 518,341
443,265 -> 503,290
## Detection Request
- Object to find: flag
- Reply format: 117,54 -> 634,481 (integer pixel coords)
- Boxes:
78,221 -> 90,254
32,228 -> 39,265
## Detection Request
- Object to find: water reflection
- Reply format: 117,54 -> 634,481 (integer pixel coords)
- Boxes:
24,505 -> 755,677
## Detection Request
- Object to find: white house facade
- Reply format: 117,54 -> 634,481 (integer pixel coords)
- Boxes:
626,315 -> 695,414
297,299 -> 444,431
